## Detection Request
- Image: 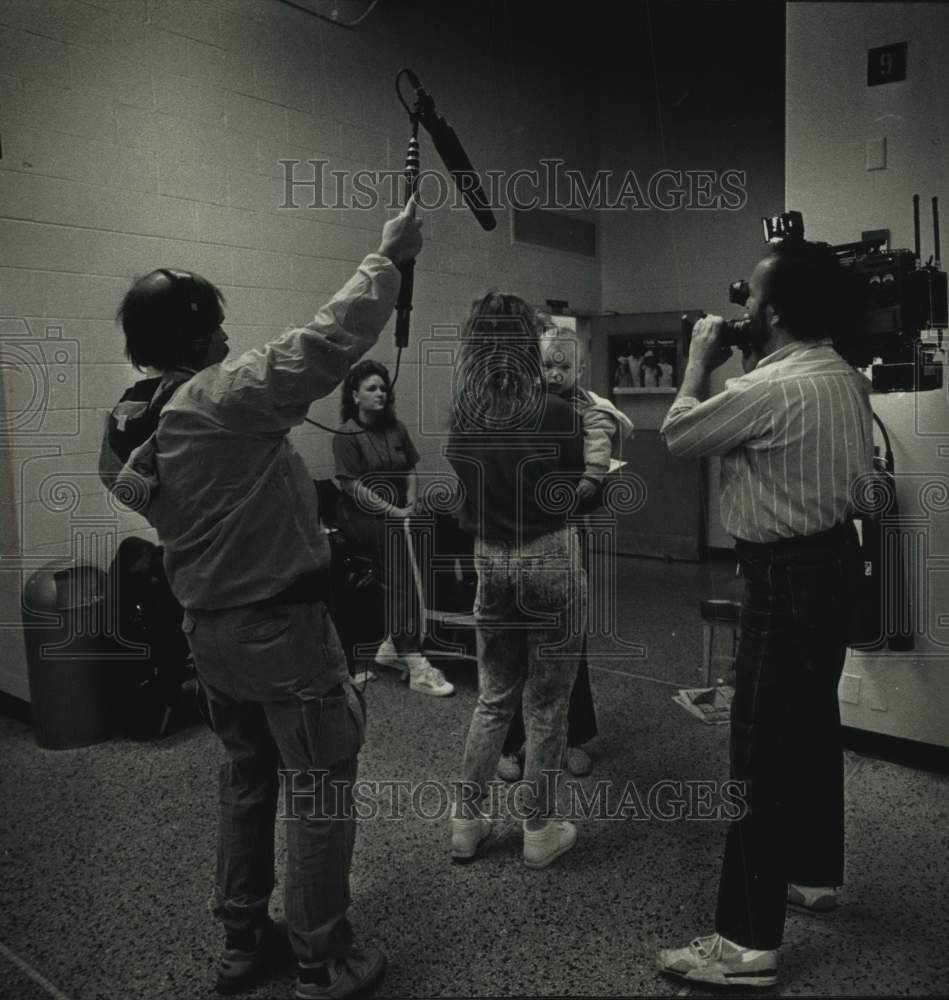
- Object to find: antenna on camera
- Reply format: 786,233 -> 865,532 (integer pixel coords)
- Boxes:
933,196 -> 941,269
913,194 -> 921,262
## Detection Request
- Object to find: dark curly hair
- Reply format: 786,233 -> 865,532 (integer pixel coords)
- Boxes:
340,358 -> 396,426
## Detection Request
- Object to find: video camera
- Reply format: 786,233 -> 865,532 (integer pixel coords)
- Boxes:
729,202 -> 948,392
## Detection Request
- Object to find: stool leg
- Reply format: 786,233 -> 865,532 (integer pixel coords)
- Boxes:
702,622 -> 713,687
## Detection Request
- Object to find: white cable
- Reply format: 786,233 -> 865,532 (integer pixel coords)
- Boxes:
274,0 -> 381,29
0,941 -> 73,1000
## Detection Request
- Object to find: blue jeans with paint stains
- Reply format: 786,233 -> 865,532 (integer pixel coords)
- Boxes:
459,527 -> 587,820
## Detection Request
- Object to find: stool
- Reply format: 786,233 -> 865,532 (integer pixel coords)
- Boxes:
700,599 -> 741,687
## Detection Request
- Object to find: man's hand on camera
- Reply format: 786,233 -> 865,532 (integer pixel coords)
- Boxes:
377,195 -> 423,265
688,315 -> 733,373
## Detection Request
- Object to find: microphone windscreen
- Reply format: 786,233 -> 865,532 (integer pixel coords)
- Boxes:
429,117 -> 497,231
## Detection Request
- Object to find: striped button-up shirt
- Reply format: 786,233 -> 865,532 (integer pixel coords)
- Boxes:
660,339 -> 874,543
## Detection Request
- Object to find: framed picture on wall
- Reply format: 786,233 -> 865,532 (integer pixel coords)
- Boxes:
611,335 -> 679,393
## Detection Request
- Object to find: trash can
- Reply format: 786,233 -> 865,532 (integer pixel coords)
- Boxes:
21,562 -> 111,749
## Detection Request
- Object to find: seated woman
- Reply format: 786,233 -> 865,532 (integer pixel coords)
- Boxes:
333,359 -> 454,697
447,292 -> 587,869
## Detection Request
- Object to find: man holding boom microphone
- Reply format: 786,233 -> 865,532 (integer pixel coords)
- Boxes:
101,201 -> 422,999
656,238 -> 873,988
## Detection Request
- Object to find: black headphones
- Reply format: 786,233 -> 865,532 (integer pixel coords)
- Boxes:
157,268 -> 213,359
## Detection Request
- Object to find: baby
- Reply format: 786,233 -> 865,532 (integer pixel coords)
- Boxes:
539,318 -> 634,504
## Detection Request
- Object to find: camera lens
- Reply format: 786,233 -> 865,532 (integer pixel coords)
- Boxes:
723,318 -> 753,353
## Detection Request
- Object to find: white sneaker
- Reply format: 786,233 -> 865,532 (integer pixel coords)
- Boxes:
405,654 -> 455,697
522,820 -> 577,869
657,932 -> 779,988
374,637 -> 408,676
450,814 -> 493,860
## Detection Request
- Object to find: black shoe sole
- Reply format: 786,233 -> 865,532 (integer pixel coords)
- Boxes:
659,968 -> 779,989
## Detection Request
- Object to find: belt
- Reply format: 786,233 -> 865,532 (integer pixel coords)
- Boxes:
734,521 -> 852,557
255,569 -> 332,609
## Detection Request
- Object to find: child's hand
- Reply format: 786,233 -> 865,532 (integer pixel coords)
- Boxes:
576,478 -> 598,501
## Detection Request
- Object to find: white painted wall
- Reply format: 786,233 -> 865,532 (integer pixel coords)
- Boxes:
787,1 -> 949,746
0,0 -> 601,699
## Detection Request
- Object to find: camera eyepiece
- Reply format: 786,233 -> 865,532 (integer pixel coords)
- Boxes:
729,280 -> 749,306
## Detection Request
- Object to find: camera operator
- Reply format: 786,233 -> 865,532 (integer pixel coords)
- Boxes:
656,240 -> 873,989
101,199 -> 422,1000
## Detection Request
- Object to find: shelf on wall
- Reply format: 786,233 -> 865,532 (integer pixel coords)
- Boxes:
582,309 -> 705,560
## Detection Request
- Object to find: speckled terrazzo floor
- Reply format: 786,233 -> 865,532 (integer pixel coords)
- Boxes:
2,555 -> 948,1000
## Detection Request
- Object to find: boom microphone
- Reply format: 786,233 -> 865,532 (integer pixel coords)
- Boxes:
405,71 -> 497,232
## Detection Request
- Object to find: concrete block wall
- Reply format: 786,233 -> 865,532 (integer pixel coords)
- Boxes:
594,3 -> 786,550
0,0 -> 601,699
786,1 -> 949,747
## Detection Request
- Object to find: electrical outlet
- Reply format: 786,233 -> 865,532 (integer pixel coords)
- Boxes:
839,673 -> 861,705
866,683 -> 888,713
866,137 -> 887,171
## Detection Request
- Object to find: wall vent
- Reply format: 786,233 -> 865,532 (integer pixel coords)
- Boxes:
512,208 -> 596,257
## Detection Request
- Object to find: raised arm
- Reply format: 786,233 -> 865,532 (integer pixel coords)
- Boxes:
212,200 -> 423,428
661,381 -> 771,457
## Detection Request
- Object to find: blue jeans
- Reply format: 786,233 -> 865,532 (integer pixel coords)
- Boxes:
183,596 -> 364,964
460,528 -> 587,820
715,524 -> 856,949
